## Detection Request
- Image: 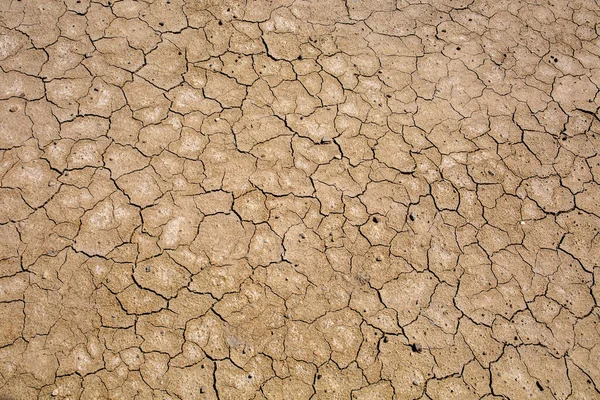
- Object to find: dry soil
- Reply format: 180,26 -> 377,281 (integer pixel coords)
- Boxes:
1,0 -> 600,399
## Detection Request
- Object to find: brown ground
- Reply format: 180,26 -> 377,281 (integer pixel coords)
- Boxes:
0,0 -> 599,399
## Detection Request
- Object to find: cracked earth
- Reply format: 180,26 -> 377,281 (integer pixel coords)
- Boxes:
1,0 -> 600,399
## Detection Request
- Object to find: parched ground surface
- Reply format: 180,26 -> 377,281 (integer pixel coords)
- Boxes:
1,0 -> 600,399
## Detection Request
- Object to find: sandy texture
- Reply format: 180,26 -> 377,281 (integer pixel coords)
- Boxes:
1,0 -> 600,399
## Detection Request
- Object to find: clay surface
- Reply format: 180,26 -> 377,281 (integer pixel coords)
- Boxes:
1,0 -> 600,399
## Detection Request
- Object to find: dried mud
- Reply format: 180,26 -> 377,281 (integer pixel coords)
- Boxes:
1,0 -> 600,399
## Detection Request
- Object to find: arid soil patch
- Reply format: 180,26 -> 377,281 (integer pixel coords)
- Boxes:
1,0 -> 600,399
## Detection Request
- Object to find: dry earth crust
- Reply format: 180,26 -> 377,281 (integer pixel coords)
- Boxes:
1,0 -> 600,399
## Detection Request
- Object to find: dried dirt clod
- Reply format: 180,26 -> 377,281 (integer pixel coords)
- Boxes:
411,343 -> 423,353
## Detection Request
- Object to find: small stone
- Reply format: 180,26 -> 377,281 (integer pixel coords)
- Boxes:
51,389 -> 59,396
321,136 -> 332,144
411,342 -> 422,353
145,266 -> 151,272
409,212 -> 416,221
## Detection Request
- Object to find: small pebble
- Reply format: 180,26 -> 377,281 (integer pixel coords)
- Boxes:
321,136 -> 332,144
145,266 -> 151,272
409,212 -> 416,221
411,342 -> 422,353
